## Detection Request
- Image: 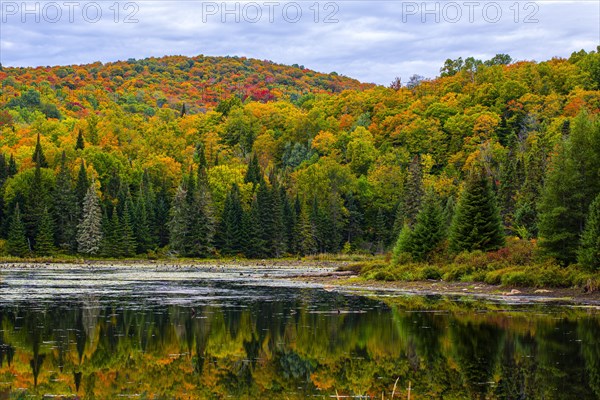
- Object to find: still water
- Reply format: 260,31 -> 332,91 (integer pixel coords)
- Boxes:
0,264 -> 599,399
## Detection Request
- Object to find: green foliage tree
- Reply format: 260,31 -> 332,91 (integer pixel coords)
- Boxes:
407,191 -> 446,261
217,184 -> 243,255
53,151 -> 77,251
77,184 -> 103,255
578,193 -> 600,270
538,112 -> 600,264
35,206 -> 55,255
6,203 -> 29,257
32,133 -> 48,168
449,170 -> 504,253
75,129 -> 85,150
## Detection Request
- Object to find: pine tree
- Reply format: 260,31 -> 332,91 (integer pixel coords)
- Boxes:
75,160 -> 89,218
75,129 -> 85,150
0,153 -> 7,186
256,182 -> 277,256
538,112 -> 600,264
297,206 -> 317,256
102,207 -> 123,257
168,185 -> 189,255
8,154 -> 17,177
578,194 -> 600,270
244,153 -> 263,185
408,191 -> 446,261
35,207 -> 55,256
270,183 -> 286,256
6,203 -> 29,257
121,202 -> 137,256
32,133 -> 48,168
449,170 -> 505,253
392,222 -> 413,265
282,188 -> 297,254
398,155 -> 424,228
240,199 -> 266,258
374,208 -> 387,254
185,166 -> 215,257
54,151 -> 77,251
134,188 -> 153,253
25,162 -> 47,243
217,184 -> 243,255
77,184 -> 103,255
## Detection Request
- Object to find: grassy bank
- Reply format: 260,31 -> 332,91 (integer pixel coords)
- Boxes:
348,237 -> 600,292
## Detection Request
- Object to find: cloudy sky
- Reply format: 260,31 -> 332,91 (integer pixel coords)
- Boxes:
0,0 -> 598,84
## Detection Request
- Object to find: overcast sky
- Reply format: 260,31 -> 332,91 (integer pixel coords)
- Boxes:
0,0 -> 598,84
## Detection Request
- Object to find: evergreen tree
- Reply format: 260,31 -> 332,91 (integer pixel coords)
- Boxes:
397,155 -> 424,228
538,112 -> 600,264
185,166 -> 215,257
53,151 -> 77,251
35,207 -> 55,256
168,185 -> 189,255
8,154 -> 17,177
256,182 -> 277,256
449,170 -> 505,253
121,202 -> 137,256
270,183 -> 286,256
6,203 -> 29,257
134,188 -> 153,253
77,184 -> 103,255
25,162 -> 47,243
408,191 -> 446,261
578,194 -> 600,270
297,206 -> 317,256
102,207 -> 123,257
392,222 -> 413,265
282,188 -> 297,254
75,160 -> 89,218
244,153 -> 263,185
75,129 -> 85,150
32,133 -> 48,168
374,208 -> 387,254
240,199 -> 266,258
0,153 -> 7,186
217,184 -> 243,255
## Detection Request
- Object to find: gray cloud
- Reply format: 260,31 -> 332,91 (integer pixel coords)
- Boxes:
0,0 -> 598,84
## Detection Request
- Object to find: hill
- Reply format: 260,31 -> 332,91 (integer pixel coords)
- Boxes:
0,54 -> 372,119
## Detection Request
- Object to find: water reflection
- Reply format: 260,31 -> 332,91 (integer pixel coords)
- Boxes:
0,266 -> 599,399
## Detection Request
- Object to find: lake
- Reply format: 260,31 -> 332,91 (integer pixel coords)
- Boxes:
0,264 -> 599,399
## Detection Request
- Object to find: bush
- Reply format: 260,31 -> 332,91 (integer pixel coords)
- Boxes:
421,266 -> 442,280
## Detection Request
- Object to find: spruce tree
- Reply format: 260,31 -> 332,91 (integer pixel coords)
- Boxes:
8,154 -> 17,177
392,222 -> 413,265
374,208 -> 387,254
578,194 -> 600,270
282,188 -> 297,254
54,151 -> 77,250
185,166 -> 215,257
0,153 -> 7,186
6,203 -> 29,257
270,183 -> 286,256
102,207 -> 123,257
297,206 -> 317,256
32,133 -> 48,168
408,191 -> 446,261
134,188 -> 152,253
121,202 -> 137,256
217,184 -> 243,255
538,112 -> 600,264
75,160 -> 89,218
168,185 -> 189,255
240,199 -> 266,258
77,184 -> 103,255
75,129 -> 85,150
35,207 -> 55,256
244,153 -> 263,186
396,155 -> 424,229
256,182 -> 276,256
25,162 -> 47,243
449,170 -> 505,253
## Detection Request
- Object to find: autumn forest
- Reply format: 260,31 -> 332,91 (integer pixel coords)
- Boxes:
1,49 -> 600,282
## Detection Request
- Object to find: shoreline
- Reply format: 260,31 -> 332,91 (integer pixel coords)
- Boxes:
2,259 -> 600,306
